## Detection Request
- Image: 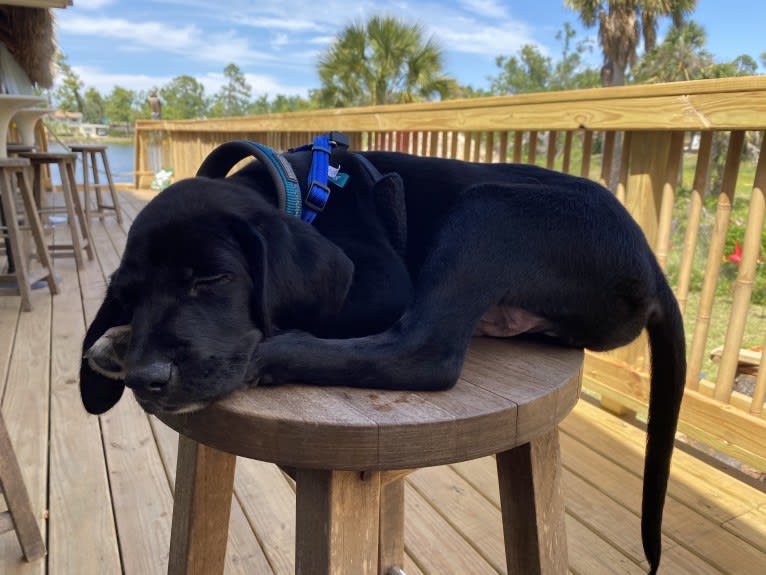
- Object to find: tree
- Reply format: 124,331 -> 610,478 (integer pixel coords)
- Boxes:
633,22 -> 756,83
104,86 -> 138,124
82,87 -> 105,124
159,76 -> 208,120
489,23 -> 599,94
210,63 -> 252,117
564,0 -> 697,86
53,52 -> 84,112
317,15 -> 455,107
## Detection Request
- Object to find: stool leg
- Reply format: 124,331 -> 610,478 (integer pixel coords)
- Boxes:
80,151 -> 92,219
58,161 -> 85,268
16,167 -> 58,296
0,170 -> 33,310
99,150 -> 123,224
168,435 -> 236,575
0,411 -> 46,561
295,469 -> 381,575
378,474 -> 406,574
89,152 -> 105,222
496,427 -> 568,575
64,160 -> 94,261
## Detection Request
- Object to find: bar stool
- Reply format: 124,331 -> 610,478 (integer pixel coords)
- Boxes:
69,144 -> 123,223
0,158 -> 58,311
19,151 -> 94,268
158,339 -> 583,575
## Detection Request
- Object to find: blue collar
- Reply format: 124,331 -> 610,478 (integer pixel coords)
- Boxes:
196,132 -> 349,223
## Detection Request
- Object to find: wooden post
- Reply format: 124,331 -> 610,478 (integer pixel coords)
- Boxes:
513,132 -> 523,163
715,136 -> 766,401
168,436 -> 237,575
614,131 -> 676,374
546,131 -> 557,169
580,131 -> 593,178
295,469 -> 381,575
528,131 -> 538,165
497,428 -> 567,575
686,131 -> 745,391
561,132 -> 573,174
654,131 -> 685,271
675,131 -> 713,313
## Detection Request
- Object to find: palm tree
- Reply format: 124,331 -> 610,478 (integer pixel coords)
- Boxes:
565,0 -> 697,86
317,16 -> 455,107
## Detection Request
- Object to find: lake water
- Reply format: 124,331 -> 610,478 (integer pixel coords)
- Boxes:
49,141 -> 136,185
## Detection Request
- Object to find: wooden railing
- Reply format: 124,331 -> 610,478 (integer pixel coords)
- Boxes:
134,76 -> 766,470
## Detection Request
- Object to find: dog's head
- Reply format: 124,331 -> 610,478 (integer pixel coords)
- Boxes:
80,177 -> 353,415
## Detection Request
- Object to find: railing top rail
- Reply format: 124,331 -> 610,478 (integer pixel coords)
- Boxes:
135,76 -> 766,133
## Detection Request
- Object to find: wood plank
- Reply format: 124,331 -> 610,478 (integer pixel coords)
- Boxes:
564,400 -> 766,516
403,482 -> 498,575
0,293 -> 20,399
230,459 -> 299,575
723,505 -> 766,553
48,256 -> 121,574
564,515 -> 646,575
408,464 -> 507,571
0,285 -> 50,574
583,352 -> 766,471
100,399 -> 174,574
560,406 -> 766,575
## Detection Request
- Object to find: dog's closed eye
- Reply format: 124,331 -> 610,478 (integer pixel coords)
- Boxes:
190,273 -> 233,296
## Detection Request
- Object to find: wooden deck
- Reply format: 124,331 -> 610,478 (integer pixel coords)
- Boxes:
1,189 -> 765,574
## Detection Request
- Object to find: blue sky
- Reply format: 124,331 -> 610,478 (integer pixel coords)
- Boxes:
54,0 -> 765,98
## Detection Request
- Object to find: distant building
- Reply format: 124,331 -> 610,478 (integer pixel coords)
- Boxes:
51,110 -> 83,126
79,123 -> 109,137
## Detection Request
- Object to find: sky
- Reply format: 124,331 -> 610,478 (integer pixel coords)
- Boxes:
53,0 -> 765,99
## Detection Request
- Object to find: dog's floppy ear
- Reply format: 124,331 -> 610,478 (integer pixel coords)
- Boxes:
80,287 -> 130,414
230,222 -> 274,337
232,214 -> 354,331
372,173 -> 407,258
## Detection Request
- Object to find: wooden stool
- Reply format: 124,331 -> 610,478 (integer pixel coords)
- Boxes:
0,158 -> 58,311
68,144 -> 123,223
0,409 -> 46,562
158,339 -> 583,575
19,151 -> 94,268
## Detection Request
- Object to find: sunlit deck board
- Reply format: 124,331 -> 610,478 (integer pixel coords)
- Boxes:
0,188 -> 764,574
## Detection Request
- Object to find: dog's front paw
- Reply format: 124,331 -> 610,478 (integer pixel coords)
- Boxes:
86,325 -> 131,380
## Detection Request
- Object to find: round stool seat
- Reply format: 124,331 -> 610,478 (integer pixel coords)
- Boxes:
159,338 -> 582,470
19,151 -> 78,163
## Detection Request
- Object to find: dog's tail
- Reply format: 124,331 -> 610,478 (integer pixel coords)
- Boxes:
643,271 -> 686,574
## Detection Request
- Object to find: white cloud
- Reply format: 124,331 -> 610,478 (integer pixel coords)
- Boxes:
72,0 -> 115,9
458,0 -> 510,20
58,15 -> 199,52
70,66 -> 169,94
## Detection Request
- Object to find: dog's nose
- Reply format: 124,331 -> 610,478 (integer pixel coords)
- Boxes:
125,361 -> 174,393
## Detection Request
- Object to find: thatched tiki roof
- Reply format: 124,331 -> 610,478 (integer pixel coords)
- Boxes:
0,4 -> 61,88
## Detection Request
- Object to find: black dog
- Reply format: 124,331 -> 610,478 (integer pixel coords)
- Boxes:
80,139 -> 685,574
